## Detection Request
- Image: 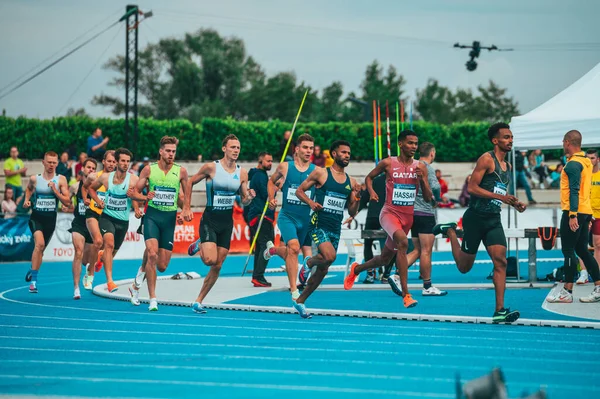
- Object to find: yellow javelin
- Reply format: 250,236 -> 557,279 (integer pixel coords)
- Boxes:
241,90 -> 309,277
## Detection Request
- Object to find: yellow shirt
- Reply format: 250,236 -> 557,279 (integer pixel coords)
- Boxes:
89,171 -> 106,215
3,158 -> 24,187
591,170 -> 600,219
560,151 -> 593,215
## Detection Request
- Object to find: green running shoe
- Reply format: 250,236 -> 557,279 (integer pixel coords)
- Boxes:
492,308 -> 520,323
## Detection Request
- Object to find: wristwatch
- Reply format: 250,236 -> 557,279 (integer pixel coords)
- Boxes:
569,214 -> 577,219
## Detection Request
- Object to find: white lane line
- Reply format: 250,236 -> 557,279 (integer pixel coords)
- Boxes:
0,346 -> 585,377
0,313 -> 589,345
0,374 -> 453,398
0,333 -> 594,365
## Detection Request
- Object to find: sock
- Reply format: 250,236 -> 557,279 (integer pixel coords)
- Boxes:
31,269 -> 38,282
423,280 -> 432,290
565,288 -> 573,294
291,289 -> 300,300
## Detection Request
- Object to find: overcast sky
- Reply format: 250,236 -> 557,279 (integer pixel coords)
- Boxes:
1,0 -> 599,120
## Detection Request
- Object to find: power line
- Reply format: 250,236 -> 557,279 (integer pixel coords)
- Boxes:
0,21 -> 120,102
0,7 -> 122,96
56,24 -> 123,116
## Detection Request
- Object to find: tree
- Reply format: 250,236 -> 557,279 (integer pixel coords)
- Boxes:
415,79 -> 519,124
65,107 -> 91,117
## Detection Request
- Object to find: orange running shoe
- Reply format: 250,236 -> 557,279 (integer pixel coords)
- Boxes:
94,250 -> 104,272
403,293 -> 418,308
344,262 -> 359,290
107,281 -> 118,293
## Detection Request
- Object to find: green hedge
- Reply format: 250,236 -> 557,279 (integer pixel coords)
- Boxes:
0,116 -> 562,162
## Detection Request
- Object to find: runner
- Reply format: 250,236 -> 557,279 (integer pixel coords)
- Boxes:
82,150 -> 116,289
432,122 -> 525,322
264,134 -> 316,299
88,148 -> 146,293
293,140 -> 361,318
547,131 -> 600,303
68,158 -> 97,299
404,141 -> 446,296
129,136 -> 189,311
344,130 -> 432,308
23,151 -> 71,293
184,134 -> 256,314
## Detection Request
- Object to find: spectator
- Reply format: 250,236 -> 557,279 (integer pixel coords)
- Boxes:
322,149 -> 334,168
56,151 -> 73,182
279,131 -> 295,162
2,186 -> 17,219
513,150 -> 537,204
437,194 -> 455,208
312,145 -> 326,167
73,152 -> 87,177
3,146 -> 27,213
247,152 -> 274,287
435,169 -> 449,197
87,127 -> 109,161
529,149 -> 551,188
549,164 -> 563,188
459,175 -> 471,207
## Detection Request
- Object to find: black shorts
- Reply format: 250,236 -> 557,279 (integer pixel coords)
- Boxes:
99,214 -> 129,250
85,209 -> 101,220
69,216 -> 92,244
143,207 -> 177,251
461,208 -> 506,255
410,214 -> 436,236
28,212 -> 56,245
199,211 -> 234,250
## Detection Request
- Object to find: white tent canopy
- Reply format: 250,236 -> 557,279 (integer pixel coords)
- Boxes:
511,61 -> 600,150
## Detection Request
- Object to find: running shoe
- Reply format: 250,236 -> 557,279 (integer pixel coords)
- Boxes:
94,250 -> 104,272
129,284 -> 140,306
576,270 -> 589,285
298,256 -> 312,286
188,239 -> 201,256
388,274 -> 403,297
263,241 -> 275,260
492,308 -> 520,323
73,287 -> 81,300
133,266 -> 146,289
29,282 -> 37,293
363,273 -> 375,284
106,281 -> 118,293
546,288 -> 573,303
25,270 -> 32,282
403,293 -> 418,308
148,298 -> 158,312
252,278 -> 272,287
292,300 -> 312,319
192,302 -> 207,314
422,286 -> 448,296
344,262 -> 359,290
579,286 -> 600,303
432,222 -> 457,236
83,274 -> 95,290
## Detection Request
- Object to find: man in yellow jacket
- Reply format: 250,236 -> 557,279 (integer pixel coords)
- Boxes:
547,130 -> 600,303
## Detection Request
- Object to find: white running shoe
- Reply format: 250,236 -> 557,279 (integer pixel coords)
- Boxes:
579,286 -> 600,303
129,284 -> 140,306
133,266 -> 146,289
546,288 -> 573,303
73,287 -> 81,300
82,274 -> 94,290
422,286 -> 448,296
388,274 -> 403,297
576,270 -> 589,285
263,241 -> 274,260
148,298 -> 158,311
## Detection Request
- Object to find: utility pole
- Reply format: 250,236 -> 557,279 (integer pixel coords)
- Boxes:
124,5 -> 139,154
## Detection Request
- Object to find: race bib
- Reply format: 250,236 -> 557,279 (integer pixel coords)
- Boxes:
392,184 -> 416,206
153,186 -> 176,207
35,195 -> 56,212
323,191 -> 347,214
78,201 -> 87,214
213,193 -> 236,210
286,186 -> 311,206
106,194 -> 128,212
491,182 -> 507,208
97,191 -> 106,201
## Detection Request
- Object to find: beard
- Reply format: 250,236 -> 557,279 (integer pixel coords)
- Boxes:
334,158 -> 348,168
